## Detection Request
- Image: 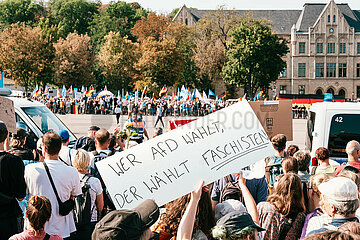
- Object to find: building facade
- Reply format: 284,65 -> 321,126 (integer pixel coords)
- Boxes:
174,1 -> 360,99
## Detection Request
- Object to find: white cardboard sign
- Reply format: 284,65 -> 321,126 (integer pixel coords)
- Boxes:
96,100 -> 275,209
0,96 -> 16,133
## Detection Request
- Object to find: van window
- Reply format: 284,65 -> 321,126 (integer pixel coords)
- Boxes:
305,111 -> 316,151
21,106 -> 76,145
328,114 -> 360,158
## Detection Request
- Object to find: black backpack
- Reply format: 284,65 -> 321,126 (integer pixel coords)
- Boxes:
73,137 -> 95,151
219,175 -> 244,203
73,175 -> 92,228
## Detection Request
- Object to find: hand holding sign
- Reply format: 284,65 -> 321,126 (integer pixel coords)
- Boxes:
96,100 -> 275,209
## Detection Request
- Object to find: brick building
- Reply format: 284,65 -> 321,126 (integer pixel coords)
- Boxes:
174,0 -> 360,99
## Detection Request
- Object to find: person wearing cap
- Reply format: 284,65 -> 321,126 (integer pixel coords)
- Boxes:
58,129 -> 76,166
0,121 -> 27,239
10,127 -> 34,161
307,177 -> 360,236
73,125 -> 99,152
123,110 -> 149,144
334,140 -> 360,176
92,199 -> 160,240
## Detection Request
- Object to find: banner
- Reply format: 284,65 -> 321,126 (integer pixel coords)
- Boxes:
96,101 -> 275,209
0,96 -> 16,133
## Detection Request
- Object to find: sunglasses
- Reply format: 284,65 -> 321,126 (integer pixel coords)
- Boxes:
150,231 -> 159,240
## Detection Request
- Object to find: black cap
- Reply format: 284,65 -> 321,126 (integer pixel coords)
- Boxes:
92,199 -> 159,240
88,126 -> 100,131
216,211 -> 265,235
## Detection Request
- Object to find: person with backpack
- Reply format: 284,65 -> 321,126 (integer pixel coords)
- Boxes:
9,195 -> 62,240
257,173 -> 306,240
89,128 -> 116,215
265,134 -> 287,191
73,126 -> 99,152
72,149 -> 103,240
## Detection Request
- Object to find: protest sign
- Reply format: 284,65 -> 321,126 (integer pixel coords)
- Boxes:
96,100 -> 275,210
249,100 -> 293,141
0,96 -> 16,133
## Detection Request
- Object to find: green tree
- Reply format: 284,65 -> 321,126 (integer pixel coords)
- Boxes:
89,1 -> 148,50
48,0 -> 100,36
135,37 -> 183,93
0,0 -> 45,29
0,24 -> 52,93
54,32 -> 95,87
98,31 -> 139,91
222,18 -> 288,98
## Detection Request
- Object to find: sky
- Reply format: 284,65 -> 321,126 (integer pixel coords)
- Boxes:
103,0 -> 360,14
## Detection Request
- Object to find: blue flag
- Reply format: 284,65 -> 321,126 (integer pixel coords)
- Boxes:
208,89 -> 215,96
0,72 -> 3,88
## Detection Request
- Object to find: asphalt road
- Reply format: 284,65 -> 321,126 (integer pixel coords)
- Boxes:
57,113 -> 307,150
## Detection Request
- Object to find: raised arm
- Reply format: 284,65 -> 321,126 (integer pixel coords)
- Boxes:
176,180 -> 204,240
237,171 -> 260,224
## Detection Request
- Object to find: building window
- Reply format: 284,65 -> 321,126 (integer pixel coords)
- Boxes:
339,63 -> 347,77
280,66 -> 287,77
185,18 -> 188,25
298,63 -> 306,77
339,43 -> 346,54
357,43 -> 360,54
357,63 -> 360,77
299,42 -> 305,54
280,85 -> 287,94
338,89 -> 345,97
333,15 -> 336,23
316,89 -> 323,95
327,43 -> 335,53
316,63 -> 324,77
298,85 -> 305,95
328,15 -> 330,23
327,63 -> 336,77
316,43 -> 323,53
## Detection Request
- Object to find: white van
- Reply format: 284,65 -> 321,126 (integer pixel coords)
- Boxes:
1,89 -> 76,149
306,102 -> 360,164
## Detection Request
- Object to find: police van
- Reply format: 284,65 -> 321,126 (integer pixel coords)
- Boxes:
306,101 -> 360,165
0,88 -> 76,149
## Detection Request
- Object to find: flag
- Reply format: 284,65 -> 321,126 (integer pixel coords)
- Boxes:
171,92 -> 175,102
159,86 -> 167,96
117,90 -> 121,99
86,85 -> 94,97
141,86 -> 147,99
202,91 -> 209,103
208,89 -> 215,96
135,89 -> 139,104
44,85 -> 49,96
81,85 -> 85,93
253,92 -> 261,101
239,93 -> 247,101
68,85 -> 73,95
0,72 -> 3,88
104,85 -> 108,91
61,85 -> 67,97
216,95 -> 218,101
165,92 -> 168,98
57,89 -> 62,98
125,92 -> 129,99
220,92 -> 226,99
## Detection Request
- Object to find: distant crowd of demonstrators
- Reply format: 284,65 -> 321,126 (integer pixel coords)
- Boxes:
2,104 -> 360,240
293,105 -> 308,119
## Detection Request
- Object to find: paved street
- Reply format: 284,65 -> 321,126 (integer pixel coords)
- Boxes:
57,114 -> 307,150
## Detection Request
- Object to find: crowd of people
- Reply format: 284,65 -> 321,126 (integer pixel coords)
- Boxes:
32,95 -> 228,118
2,102 -> 360,240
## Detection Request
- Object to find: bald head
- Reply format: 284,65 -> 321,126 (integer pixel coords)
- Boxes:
346,140 -> 360,161
95,128 -> 110,150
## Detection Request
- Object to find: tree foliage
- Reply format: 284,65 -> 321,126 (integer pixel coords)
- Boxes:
48,0 -> 100,36
89,1 -> 148,50
222,17 -> 288,98
0,24 -> 52,92
132,12 -> 171,42
0,0 -> 45,29
98,31 -> 139,91
54,32 -> 95,87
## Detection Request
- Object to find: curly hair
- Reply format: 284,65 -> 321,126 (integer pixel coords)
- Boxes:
267,173 -> 305,216
156,191 -> 215,238
212,226 -> 256,240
